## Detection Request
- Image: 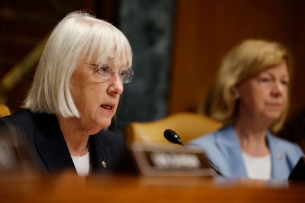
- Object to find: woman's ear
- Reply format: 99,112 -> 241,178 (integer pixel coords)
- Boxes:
231,86 -> 240,99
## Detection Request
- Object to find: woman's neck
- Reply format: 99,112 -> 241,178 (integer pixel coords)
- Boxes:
57,116 -> 90,156
234,116 -> 270,157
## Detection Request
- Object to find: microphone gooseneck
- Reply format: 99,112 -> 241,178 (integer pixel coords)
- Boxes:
163,129 -> 224,177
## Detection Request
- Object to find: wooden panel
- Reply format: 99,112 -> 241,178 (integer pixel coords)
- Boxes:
0,172 -> 305,202
169,0 -> 305,116
290,0 -> 305,116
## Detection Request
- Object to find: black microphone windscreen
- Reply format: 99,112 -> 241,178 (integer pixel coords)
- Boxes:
164,129 -> 182,144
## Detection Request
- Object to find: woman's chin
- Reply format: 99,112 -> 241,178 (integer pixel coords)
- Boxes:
99,119 -> 112,129
267,112 -> 282,120
262,114 -> 281,125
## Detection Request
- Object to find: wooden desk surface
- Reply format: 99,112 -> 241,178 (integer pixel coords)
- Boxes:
1,171 -> 305,203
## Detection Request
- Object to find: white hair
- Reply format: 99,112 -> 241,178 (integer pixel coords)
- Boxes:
23,11 -> 133,118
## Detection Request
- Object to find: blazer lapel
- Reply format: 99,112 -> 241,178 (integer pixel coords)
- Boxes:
90,134 -> 111,172
267,132 -> 289,179
32,113 -> 75,172
217,125 -> 248,178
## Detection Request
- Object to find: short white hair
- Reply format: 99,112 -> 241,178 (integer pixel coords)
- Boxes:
24,11 -> 133,118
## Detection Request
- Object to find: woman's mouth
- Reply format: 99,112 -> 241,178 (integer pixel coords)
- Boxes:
266,103 -> 282,107
100,104 -> 113,110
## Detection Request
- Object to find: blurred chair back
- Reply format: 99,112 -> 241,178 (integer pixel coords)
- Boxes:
124,112 -> 222,146
0,104 -> 10,117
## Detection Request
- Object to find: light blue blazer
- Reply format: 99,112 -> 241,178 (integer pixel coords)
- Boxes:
188,125 -> 303,180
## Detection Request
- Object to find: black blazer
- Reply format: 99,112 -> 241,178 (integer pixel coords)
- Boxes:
0,109 -> 131,174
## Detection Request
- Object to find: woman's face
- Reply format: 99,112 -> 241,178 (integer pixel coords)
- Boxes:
233,62 -> 289,122
70,57 -> 125,133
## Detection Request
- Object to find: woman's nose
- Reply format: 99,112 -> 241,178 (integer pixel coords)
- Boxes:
108,73 -> 124,95
271,81 -> 285,96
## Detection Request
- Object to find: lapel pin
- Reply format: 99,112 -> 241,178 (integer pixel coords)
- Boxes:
277,153 -> 282,159
102,160 -> 107,168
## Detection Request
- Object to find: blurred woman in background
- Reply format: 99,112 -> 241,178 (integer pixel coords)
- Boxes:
189,39 -> 303,180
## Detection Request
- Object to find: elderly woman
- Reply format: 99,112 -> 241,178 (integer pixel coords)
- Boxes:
0,11 -> 133,176
188,39 -> 303,180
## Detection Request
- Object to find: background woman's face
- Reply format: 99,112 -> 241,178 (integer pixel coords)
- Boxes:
234,62 -> 289,122
69,57 -> 125,134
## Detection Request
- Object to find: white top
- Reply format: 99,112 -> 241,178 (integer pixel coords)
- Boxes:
242,152 -> 271,180
71,152 -> 90,176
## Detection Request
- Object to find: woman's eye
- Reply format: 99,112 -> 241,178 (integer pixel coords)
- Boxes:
281,80 -> 288,86
98,66 -> 110,74
259,77 -> 270,82
120,70 -> 127,77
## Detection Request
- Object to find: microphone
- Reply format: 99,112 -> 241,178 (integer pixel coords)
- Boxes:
164,129 -> 184,146
163,129 -> 224,177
